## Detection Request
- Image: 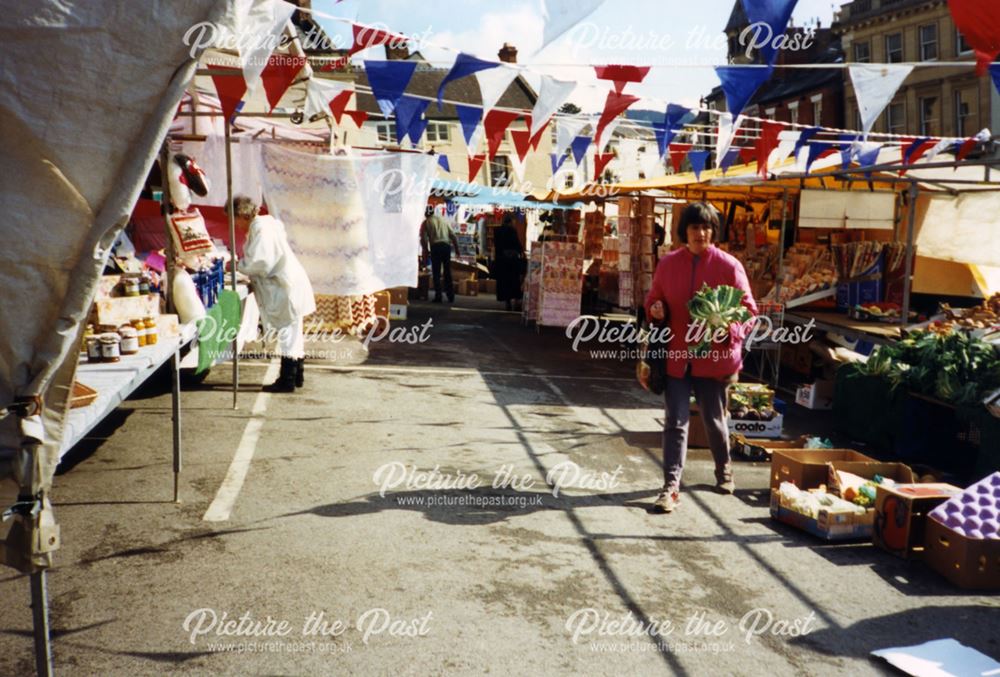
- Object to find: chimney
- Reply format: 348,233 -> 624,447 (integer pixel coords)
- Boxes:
498,43 -> 518,64
385,41 -> 411,60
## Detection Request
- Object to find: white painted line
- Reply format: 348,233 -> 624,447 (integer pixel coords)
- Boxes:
202,359 -> 280,522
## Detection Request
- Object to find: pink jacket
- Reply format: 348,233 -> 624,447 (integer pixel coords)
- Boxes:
644,245 -> 757,380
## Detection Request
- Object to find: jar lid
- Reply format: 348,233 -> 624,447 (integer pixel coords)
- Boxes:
99,333 -> 120,342
119,327 -> 137,337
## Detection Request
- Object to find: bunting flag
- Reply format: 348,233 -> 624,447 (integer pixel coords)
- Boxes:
668,143 -> 692,173
855,142 -> 883,174
655,103 -> 694,158
468,153 -> 487,182
593,90 -> 639,154
955,137 -> 978,161
551,152 -> 569,175
594,65 -> 651,93
555,117 -> 590,158
739,147 -> 757,166
849,64 -> 914,136
510,128 -> 533,163
839,135 -> 860,170
901,137 -> 936,172
714,112 -> 742,161
345,110 -> 368,127
437,155 -> 451,172
476,65 -> 521,114
715,65 -> 773,118
756,121 -> 783,177
394,95 -> 430,144
990,64 -> 1000,95
530,75 -> 576,137
640,152 -> 666,180
593,152 -> 615,180
538,0 -> 607,53
349,22 -> 409,57
210,66 -> 248,124
688,150 -> 710,181
259,54 -> 306,111
948,0 -> 1000,74
720,148 -> 741,174
804,141 -> 838,173
767,130 -> 801,172
740,0 -> 800,66
236,0 -> 297,91
484,109 -> 520,159
594,116 -> 622,152
456,104 -> 483,151
327,89 -> 354,124
924,137 -> 956,164
570,136 -> 592,165
304,78 -> 353,121
365,60 -> 418,116
437,53 -> 499,109
529,118 -> 550,150
793,126 -> 821,158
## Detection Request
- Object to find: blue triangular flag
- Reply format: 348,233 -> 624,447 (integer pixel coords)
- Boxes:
437,53 -> 499,110
365,60 -> 418,117
720,148 -> 741,174
688,150 -> 710,180
857,144 -> 882,168
455,104 -> 482,148
550,153 -> 568,175
437,155 -> 450,172
804,141 -> 831,173
409,117 -> 429,146
793,126 -> 821,158
714,65 -> 773,119
903,137 -> 932,165
741,0 -> 800,66
394,95 -> 430,143
990,64 -> 1000,97
656,103 -> 694,158
839,134 -> 859,170
571,136 -> 592,166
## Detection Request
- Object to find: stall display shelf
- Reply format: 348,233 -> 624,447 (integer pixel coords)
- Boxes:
60,322 -> 198,460
784,311 -> 902,347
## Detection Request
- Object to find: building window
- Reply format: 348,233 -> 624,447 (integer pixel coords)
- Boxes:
811,96 -> 822,125
919,97 -> 938,136
956,28 -> 972,55
887,102 -> 905,135
489,155 -> 511,187
425,122 -> 450,143
955,90 -> 972,136
854,41 -> 871,63
886,33 -> 903,63
919,24 -> 938,61
375,121 -> 397,143
765,107 -> 776,121
788,102 -> 799,125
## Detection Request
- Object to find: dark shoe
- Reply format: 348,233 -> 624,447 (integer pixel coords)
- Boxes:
653,490 -> 680,513
295,358 -> 304,388
263,357 -> 296,393
716,479 -> 736,495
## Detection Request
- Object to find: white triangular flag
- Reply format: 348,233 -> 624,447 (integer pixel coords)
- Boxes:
510,150 -> 528,184
475,64 -> 521,114
850,64 -> 914,136
466,125 -> 485,158
640,152 -> 666,180
530,75 -> 576,137
714,112 -> 742,161
304,78 -> 354,120
237,0 -> 297,92
555,116 -> 590,159
616,138 -> 642,180
538,0 -> 607,53
768,130 -> 801,170
595,116 -> 621,152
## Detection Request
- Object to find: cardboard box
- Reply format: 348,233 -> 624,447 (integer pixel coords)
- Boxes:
478,279 -> 496,294
873,483 -> 964,559
389,287 -> 409,306
93,294 -> 160,326
795,380 -> 835,410
770,490 -> 876,541
731,435 -> 809,461
373,290 -> 390,320
460,279 -> 478,296
923,516 -> 1000,590
827,460 -> 915,491
770,448 -> 877,491
728,414 -> 783,439
389,304 -> 407,321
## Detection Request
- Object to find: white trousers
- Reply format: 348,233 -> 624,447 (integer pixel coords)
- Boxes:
276,317 -> 305,358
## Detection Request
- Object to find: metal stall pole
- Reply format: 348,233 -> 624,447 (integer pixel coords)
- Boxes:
901,181 -> 919,325
160,143 -> 183,502
224,121 -> 238,410
31,568 -> 53,677
171,348 -> 182,503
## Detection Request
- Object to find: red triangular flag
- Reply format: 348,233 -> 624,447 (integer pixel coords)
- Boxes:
947,0 -> 1000,74
738,147 -> 756,166
530,118 -> 550,150
260,54 -> 307,111
668,143 -> 692,174
593,152 -> 615,181
510,128 -> 533,163
484,110 -> 520,160
957,138 -> 978,162
210,66 -> 248,123
319,56 -> 350,73
594,91 -> 640,151
468,153 -> 487,182
756,121 -> 783,177
345,110 -> 368,127
594,65 -> 651,93
349,22 -> 407,56
328,89 -> 354,124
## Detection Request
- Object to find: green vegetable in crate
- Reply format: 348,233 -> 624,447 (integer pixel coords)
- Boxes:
687,283 -> 751,355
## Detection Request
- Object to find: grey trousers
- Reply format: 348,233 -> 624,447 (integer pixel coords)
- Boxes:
662,371 -> 732,492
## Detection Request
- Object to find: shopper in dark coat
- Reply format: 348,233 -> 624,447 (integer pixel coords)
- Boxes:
493,215 -> 524,311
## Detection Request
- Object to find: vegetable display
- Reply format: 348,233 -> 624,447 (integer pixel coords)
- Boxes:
728,383 -> 778,421
687,283 -> 751,356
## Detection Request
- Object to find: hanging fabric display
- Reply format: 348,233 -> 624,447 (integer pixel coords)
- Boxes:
849,64 -> 914,136
364,60 -> 418,116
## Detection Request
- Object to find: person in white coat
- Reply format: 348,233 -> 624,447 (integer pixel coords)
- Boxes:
230,195 -> 316,392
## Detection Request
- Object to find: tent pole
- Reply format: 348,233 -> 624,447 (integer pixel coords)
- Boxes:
901,181 -> 918,326
224,121 -> 238,410
171,348 -> 182,502
31,570 -> 53,677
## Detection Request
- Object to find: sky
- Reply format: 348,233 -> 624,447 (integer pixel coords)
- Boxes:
314,0 -> 852,112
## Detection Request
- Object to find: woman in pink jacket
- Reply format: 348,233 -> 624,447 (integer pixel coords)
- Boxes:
644,202 -> 757,513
